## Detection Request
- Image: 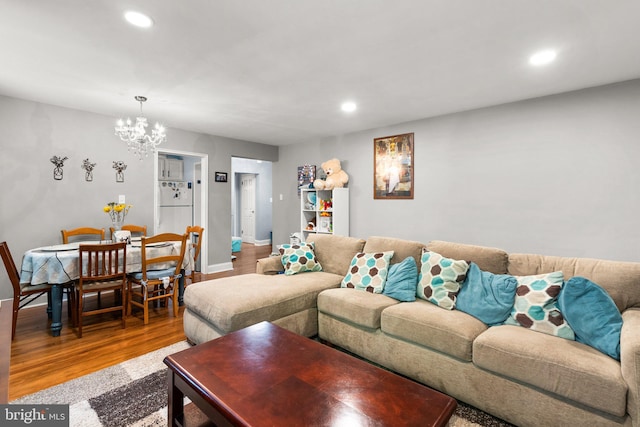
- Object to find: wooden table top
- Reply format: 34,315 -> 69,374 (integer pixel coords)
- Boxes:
164,322 -> 457,427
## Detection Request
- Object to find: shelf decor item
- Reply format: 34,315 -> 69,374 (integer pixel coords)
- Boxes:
50,155 -> 68,181
374,132 -> 414,199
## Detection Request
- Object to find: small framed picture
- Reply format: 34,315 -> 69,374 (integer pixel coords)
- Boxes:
297,164 -> 316,194
215,172 -> 228,183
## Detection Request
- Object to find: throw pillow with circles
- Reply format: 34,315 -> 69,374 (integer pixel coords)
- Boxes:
278,242 -> 322,275
417,249 -> 469,310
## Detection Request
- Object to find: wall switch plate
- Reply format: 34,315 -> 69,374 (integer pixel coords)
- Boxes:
279,194 -> 283,200
118,195 -> 126,204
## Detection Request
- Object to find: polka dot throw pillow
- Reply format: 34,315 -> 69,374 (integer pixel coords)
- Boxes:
341,251 -> 394,293
279,242 -> 322,275
504,271 -> 575,340
417,249 -> 469,310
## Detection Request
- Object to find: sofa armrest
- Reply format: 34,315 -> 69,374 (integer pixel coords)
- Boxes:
621,308 -> 640,424
256,256 -> 284,275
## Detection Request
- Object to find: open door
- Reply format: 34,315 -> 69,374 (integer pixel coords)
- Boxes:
240,173 -> 256,244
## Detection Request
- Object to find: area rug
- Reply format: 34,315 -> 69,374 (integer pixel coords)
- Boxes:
11,340 -> 512,427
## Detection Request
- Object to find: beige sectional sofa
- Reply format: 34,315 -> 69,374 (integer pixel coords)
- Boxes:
183,234 -> 640,427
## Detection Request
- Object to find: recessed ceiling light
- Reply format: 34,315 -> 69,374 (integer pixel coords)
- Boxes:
341,101 -> 357,113
124,11 -> 154,28
529,49 -> 557,66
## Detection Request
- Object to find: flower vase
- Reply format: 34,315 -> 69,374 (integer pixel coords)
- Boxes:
112,222 -> 123,242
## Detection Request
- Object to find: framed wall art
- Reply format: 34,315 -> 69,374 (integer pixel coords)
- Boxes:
373,132 -> 414,199
215,172 -> 228,183
297,164 -> 316,194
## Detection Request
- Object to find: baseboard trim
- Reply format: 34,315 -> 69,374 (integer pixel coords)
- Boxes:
254,239 -> 271,247
207,262 -> 234,274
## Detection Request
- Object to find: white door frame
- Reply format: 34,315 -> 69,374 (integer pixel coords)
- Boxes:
154,149 -> 209,274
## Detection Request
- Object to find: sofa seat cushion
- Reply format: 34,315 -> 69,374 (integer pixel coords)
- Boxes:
381,300 -> 487,362
318,288 -> 398,329
473,325 -> 627,417
184,272 -> 343,334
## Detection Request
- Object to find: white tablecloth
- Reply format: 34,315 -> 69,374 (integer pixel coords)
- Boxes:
20,241 -> 194,285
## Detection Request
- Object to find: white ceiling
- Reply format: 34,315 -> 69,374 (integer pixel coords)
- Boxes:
1,1 -> 639,146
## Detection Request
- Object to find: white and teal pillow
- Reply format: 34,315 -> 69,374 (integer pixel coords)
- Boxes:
504,271 -> 575,340
278,242 -> 322,275
417,249 -> 469,310
342,251 -> 394,293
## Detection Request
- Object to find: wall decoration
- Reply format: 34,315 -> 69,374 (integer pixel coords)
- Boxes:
297,164 -> 316,194
113,160 -> 127,183
215,172 -> 228,183
81,158 -> 96,182
374,132 -> 414,199
50,155 -> 68,180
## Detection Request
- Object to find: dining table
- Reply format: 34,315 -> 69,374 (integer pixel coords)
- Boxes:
19,239 -> 194,337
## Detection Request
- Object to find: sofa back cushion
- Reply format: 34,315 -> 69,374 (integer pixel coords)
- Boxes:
426,240 -> 508,274
508,253 -> 640,312
307,234 -> 365,276
363,236 -> 425,269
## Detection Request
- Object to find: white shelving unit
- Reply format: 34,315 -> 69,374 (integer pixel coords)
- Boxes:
300,187 -> 349,241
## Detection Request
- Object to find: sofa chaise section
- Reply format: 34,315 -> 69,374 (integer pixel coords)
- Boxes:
183,234 -> 365,344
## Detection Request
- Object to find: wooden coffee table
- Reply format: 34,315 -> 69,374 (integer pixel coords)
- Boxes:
164,321 -> 456,427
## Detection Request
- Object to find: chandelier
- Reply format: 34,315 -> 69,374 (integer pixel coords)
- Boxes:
115,95 -> 166,159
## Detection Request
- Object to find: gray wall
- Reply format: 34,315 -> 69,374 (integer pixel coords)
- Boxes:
0,95 -> 278,300
231,158 -> 273,242
272,79 -> 640,262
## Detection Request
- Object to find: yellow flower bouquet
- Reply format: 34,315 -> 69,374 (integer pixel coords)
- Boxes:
103,202 -> 132,228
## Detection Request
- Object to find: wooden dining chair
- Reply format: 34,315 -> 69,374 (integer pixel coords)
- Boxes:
185,225 -> 204,285
109,224 -> 147,239
127,233 -> 187,325
76,242 -> 127,338
61,227 -> 105,244
1,241 -> 75,340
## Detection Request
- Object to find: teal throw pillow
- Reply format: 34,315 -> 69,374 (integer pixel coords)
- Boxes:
342,251 -> 394,293
456,263 -> 517,325
382,256 -> 417,302
279,242 -> 322,275
558,277 -> 622,360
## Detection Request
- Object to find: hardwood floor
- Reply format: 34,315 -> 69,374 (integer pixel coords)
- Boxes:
8,243 -> 273,401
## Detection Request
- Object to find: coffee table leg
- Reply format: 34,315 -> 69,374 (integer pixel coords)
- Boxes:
167,369 -> 184,427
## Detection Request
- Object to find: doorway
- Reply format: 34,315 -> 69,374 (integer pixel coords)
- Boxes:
231,158 -> 272,248
155,149 -> 209,274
